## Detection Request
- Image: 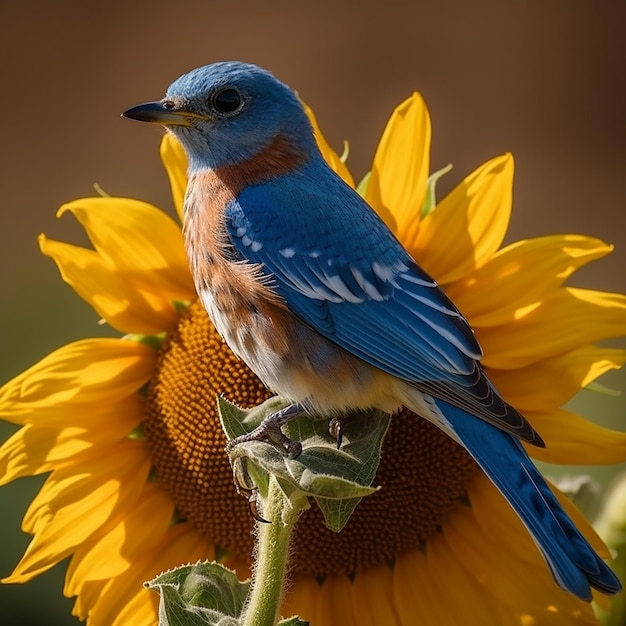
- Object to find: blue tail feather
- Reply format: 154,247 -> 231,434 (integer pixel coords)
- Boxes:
434,398 -> 621,601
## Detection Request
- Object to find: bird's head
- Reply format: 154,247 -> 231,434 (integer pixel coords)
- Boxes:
123,61 -> 317,173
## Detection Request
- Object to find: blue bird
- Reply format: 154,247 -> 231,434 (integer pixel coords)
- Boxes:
123,61 -> 621,601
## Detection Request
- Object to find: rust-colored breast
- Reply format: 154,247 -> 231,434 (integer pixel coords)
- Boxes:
182,132 -> 309,360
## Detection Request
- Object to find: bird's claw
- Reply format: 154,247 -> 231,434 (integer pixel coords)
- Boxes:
225,402 -> 304,459
232,457 -> 270,523
246,489 -> 270,524
328,416 -> 344,449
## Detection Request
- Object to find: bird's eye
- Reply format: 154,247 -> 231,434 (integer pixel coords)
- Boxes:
211,88 -> 243,115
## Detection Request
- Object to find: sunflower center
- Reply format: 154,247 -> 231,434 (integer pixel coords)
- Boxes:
145,300 -> 478,578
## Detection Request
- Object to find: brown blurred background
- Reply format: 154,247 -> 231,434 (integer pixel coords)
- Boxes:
1,1 -> 625,624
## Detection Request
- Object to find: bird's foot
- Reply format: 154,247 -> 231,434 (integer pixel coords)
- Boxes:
231,457 -> 271,523
328,416 -> 345,449
225,402 -> 305,459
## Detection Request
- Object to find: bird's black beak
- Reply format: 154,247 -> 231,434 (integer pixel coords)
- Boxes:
122,100 -> 192,126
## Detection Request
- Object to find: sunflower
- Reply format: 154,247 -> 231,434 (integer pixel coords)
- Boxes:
2,93 -> 626,626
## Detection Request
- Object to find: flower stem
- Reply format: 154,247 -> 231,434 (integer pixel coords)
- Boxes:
240,477 -> 295,626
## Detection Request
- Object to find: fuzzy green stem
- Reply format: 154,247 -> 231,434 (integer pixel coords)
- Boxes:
240,477 -> 295,626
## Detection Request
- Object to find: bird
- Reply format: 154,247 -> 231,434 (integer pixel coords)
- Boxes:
123,61 -> 621,601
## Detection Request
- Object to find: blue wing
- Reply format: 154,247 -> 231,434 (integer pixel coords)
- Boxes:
225,160 -> 541,444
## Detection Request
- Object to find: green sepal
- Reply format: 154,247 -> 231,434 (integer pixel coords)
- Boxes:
93,183 -> 111,197
356,171 -> 371,197
586,381 -> 621,397
145,561 -> 249,625
173,299 -> 192,314
219,397 -> 390,532
340,140 -> 350,164
123,332 -> 167,351
421,163 -> 453,218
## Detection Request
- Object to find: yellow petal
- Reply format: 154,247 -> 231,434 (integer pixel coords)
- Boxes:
393,549 -> 456,624
349,564 -> 399,626
411,154 -> 513,285
39,235 -> 180,334
327,574 -> 359,625
0,394 -> 144,441
365,93 -> 431,235
70,579 -> 106,622
90,524 -> 213,626
285,574 -> 357,626
0,338 -> 154,425
0,412 -> 142,484
302,101 -> 355,187
5,439 -> 150,583
58,197 -> 194,300
447,478 -> 595,622
160,133 -> 188,222
64,483 -> 175,591
447,235 -> 613,327
524,409 -> 626,465
427,532 -> 513,624
22,438 -> 149,534
0,425 -> 89,484
479,287 -> 626,369
488,346 -> 626,412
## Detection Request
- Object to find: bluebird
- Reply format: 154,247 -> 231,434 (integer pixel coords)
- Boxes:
123,61 -> 621,601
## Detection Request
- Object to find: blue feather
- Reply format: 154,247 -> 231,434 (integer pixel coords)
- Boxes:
226,160 -> 539,443
226,161 -> 481,366
435,397 -> 621,599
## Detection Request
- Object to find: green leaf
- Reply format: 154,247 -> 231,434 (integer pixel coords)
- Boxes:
220,397 -> 391,531
219,396 -> 288,441
145,561 -> 250,626
421,163 -> 453,218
